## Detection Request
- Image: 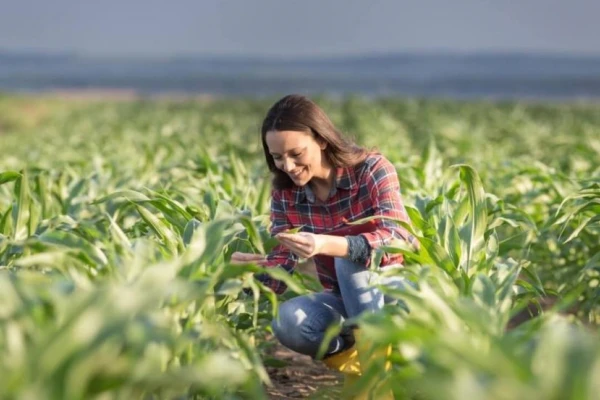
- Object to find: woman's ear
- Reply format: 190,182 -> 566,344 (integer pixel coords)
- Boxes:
317,137 -> 328,150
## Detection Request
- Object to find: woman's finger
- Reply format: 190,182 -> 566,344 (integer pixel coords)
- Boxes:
277,238 -> 309,252
231,252 -> 266,264
278,235 -> 310,247
232,252 -> 264,260
278,242 -> 309,259
276,233 -> 308,246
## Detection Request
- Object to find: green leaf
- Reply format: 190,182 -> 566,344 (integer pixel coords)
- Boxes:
454,164 -> 487,274
564,214 -> 600,243
240,216 -> 264,254
281,226 -> 304,234
92,190 -> 151,205
37,230 -> 108,266
442,214 -> 461,269
263,266 -> 310,295
472,274 -> 496,307
135,204 -> 180,254
106,213 -> 131,248
0,205 -> 12,236
0,171 -> 21,186
183,218 -> 202,246
12,170 -> 30,240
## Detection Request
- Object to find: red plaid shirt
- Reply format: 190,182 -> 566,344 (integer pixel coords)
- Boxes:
262,153 -> 416,294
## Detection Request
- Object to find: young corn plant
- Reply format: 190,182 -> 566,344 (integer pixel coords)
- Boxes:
1,95 -> 599,399
340,163 -> 563,399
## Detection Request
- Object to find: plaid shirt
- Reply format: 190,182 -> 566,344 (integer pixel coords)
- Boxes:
262,153 -> 416,294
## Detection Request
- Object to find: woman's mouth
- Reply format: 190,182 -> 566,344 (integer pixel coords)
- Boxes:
289,168 -> 306,179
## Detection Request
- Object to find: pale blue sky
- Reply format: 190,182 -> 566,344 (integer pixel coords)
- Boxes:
1,0 -> 599,57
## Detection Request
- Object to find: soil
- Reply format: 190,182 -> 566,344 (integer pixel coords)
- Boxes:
259,259 -> 343,399
264,339 -> 343,399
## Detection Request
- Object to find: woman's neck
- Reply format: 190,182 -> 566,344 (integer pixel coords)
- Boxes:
310,164 -> 335,202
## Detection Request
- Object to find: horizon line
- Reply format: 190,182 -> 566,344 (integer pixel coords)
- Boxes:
2,47 -> 600,61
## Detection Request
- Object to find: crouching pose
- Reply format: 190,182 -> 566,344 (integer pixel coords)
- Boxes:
231,94 -> 417,399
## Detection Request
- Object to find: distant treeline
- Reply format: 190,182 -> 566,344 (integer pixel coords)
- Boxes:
2,50 -> 600,99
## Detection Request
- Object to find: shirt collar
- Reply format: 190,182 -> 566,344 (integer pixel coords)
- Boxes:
294,166 -> 356,204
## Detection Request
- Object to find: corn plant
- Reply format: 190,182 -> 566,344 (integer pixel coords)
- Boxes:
0,95 -> 598,399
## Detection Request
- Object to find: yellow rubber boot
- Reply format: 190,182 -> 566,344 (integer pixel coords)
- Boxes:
322,330 -> 394,400
353,329 -> 394,400
321,346 -> 362,399
321,346 -> 361,375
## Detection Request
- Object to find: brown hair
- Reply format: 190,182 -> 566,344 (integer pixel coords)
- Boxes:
261,94 -> 368,189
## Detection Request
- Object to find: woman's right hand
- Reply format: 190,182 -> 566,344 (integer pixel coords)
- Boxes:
230,252 -> 267,265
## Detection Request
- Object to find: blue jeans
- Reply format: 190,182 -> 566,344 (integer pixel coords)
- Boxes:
271,257 -> 408,359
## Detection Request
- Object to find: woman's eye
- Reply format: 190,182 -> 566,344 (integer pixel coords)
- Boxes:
291,152 -> 302,158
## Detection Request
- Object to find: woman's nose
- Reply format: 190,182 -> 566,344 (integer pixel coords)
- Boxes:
282,157 -> 295,172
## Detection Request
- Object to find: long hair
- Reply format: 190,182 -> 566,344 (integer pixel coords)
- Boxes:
261,94 -> 368,189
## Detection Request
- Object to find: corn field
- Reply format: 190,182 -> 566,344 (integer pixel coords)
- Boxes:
0,94 -> 599,399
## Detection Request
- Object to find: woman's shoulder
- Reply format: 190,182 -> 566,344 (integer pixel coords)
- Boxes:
357,151 -> 394,173
351,152 -> 398,189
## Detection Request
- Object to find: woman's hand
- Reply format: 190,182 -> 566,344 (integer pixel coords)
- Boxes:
275,232 -> 326,259
230,252 -> 267,265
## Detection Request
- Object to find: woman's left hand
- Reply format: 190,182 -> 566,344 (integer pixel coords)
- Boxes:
275,232 -> 325,259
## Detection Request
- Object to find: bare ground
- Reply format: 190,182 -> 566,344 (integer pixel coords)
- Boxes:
265,339 -> 342,399
263,260 -> 344,399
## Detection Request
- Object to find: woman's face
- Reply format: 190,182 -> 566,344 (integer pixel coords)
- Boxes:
265,130 -> 329,186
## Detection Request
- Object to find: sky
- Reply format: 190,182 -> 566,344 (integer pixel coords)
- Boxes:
1,0 -> 599,58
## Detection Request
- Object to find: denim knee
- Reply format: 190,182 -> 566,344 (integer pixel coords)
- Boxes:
270,295 -> 346,358
270,299 -> 316,356
334,257 -> 413,315
334,257 -> 382,316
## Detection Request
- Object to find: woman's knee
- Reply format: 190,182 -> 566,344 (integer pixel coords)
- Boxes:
270,298 -> 316,354
270,295 -> 344,357
377,274 -> 415,311
334,257 -> 383,315
334,258 -> 414,314
271,298 -> 306,341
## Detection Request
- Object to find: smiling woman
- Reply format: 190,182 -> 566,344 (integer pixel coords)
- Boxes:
264,129 -> 324,190
230,94 -> 418,399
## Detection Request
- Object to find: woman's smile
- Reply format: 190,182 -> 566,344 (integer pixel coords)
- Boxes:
289,168 -> 306,179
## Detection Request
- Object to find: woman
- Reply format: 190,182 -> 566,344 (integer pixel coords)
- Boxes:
231,94 -> 417,398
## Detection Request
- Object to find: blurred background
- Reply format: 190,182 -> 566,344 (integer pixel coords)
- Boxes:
1,3 -> 600,399
2,0 -> 600,100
